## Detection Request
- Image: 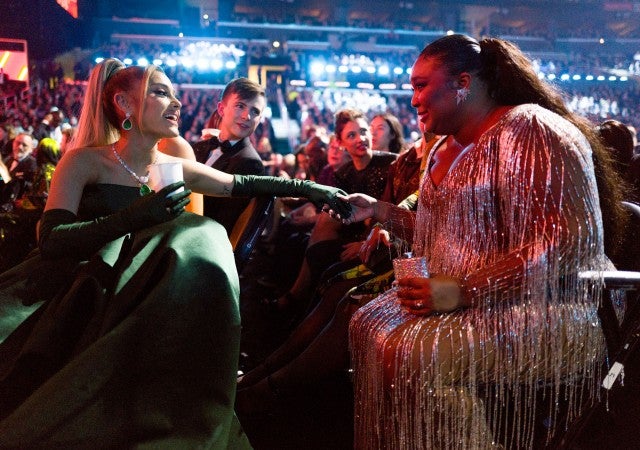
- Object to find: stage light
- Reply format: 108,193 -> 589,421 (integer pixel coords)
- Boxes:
153,58 -> 163,66
379,83 -> 396,90
310,62 -> 325,76
572,74 -> 581,80
225,60 -> 237,69
211,59 -> 223,71
356,82 -> 374,89
94,57 -> 104,64
366,66 -> 376,74
166,58 -> 177,68
181,57 -> 194,69
123,58 -> 133,65
203,14 -> 209,20
597,75 -> 605,81
378,65 -> 390,75
351,66 -> 362,74
197,58 -> 209,70
137,57 -> 149,67
272,40 -> 281,48
325,64 -> 337,73
585,75 -> 594,80
608,75 -> 617,81
393,67 -> 404,75
338,65 -> 348,73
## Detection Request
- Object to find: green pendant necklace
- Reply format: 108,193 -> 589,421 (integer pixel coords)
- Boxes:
112,144 -> 156,196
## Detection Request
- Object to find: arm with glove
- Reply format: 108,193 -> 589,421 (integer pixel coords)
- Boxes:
231,175 -> 352,219
39,182 -> 191,260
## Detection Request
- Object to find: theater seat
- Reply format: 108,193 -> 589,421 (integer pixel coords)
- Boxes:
229,196 -> 275,274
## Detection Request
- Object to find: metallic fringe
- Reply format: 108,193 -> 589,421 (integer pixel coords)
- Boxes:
349,105 -> 611,449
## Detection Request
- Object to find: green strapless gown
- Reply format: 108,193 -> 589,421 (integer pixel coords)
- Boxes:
0,184 -> 252,449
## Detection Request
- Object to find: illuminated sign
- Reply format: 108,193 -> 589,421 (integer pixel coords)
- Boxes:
56,0 -> 78,19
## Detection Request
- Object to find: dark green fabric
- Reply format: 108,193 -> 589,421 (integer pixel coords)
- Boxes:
0,184 -> 251,449
39,181 -> 192,260
232,174 -> 352,218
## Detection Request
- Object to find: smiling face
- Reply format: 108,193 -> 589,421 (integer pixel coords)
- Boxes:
338,117 -> 372,161
140,70 -> 182,139
410,57 -> 459,136
217,92 -> 266,141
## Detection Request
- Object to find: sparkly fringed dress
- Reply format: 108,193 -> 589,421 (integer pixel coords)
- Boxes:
349,104 -> 610,449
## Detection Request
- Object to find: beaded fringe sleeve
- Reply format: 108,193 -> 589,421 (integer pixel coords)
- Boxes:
349,104 -> 611,450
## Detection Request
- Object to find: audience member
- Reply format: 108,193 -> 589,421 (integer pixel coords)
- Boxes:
191,77 -> 267,234
33,107 -> 64,146
2,133 -> 37,201
341,34 -> 626,449
0,58 -> 349,447
370,112 -> 405,154
30,137 -> 62,202
264,109 -> 396,323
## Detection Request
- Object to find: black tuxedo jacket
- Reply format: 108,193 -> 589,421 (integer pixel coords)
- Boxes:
4,155 -> 37,183
192,136 -> 265,234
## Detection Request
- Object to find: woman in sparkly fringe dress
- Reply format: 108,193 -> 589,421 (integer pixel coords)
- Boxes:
341,34 -> 627,449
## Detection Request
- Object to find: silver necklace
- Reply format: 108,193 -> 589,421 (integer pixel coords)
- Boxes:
112,144 -> 156,195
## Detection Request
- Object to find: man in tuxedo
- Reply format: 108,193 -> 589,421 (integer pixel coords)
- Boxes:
2,133 -> 37,204
192,78 -> 266,234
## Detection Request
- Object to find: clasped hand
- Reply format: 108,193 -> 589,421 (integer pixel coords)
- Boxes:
395,274 -> 464,316
124,181 -> 191,229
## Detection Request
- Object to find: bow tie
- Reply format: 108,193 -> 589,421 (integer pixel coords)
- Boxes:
210,136 -> 234,153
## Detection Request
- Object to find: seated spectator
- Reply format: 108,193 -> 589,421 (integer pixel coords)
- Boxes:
370,112 -> 405,154
344,34 -> 626,450
191,78 -> 266,234
0,58 -> 348,448
263,109 -> 397,322
30,137 -> 62,203
2,133 -> 37,202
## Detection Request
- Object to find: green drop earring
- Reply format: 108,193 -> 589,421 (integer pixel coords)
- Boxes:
122,112 -> 132,131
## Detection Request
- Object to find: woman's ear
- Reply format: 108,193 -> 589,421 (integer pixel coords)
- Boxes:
450,73 -> 471,90
114,92 -> 131,115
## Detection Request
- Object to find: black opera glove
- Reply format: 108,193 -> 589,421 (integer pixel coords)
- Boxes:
39,182 -> 191,260
232,175 -> 352,219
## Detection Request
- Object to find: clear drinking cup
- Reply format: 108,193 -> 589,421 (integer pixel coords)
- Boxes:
147,162 -> 184,193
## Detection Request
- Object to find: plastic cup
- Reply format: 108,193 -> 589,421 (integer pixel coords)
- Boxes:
392,255 -> 429,280
147,162 -> 184,192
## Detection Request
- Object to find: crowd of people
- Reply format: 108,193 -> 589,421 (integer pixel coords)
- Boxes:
0,30 -> 639,449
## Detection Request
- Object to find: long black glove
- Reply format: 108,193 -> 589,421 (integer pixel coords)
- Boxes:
39,182 -> 191,260
232,175 -> 352,219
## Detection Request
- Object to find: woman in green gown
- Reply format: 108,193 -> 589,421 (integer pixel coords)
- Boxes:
0,59 -> 349,448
